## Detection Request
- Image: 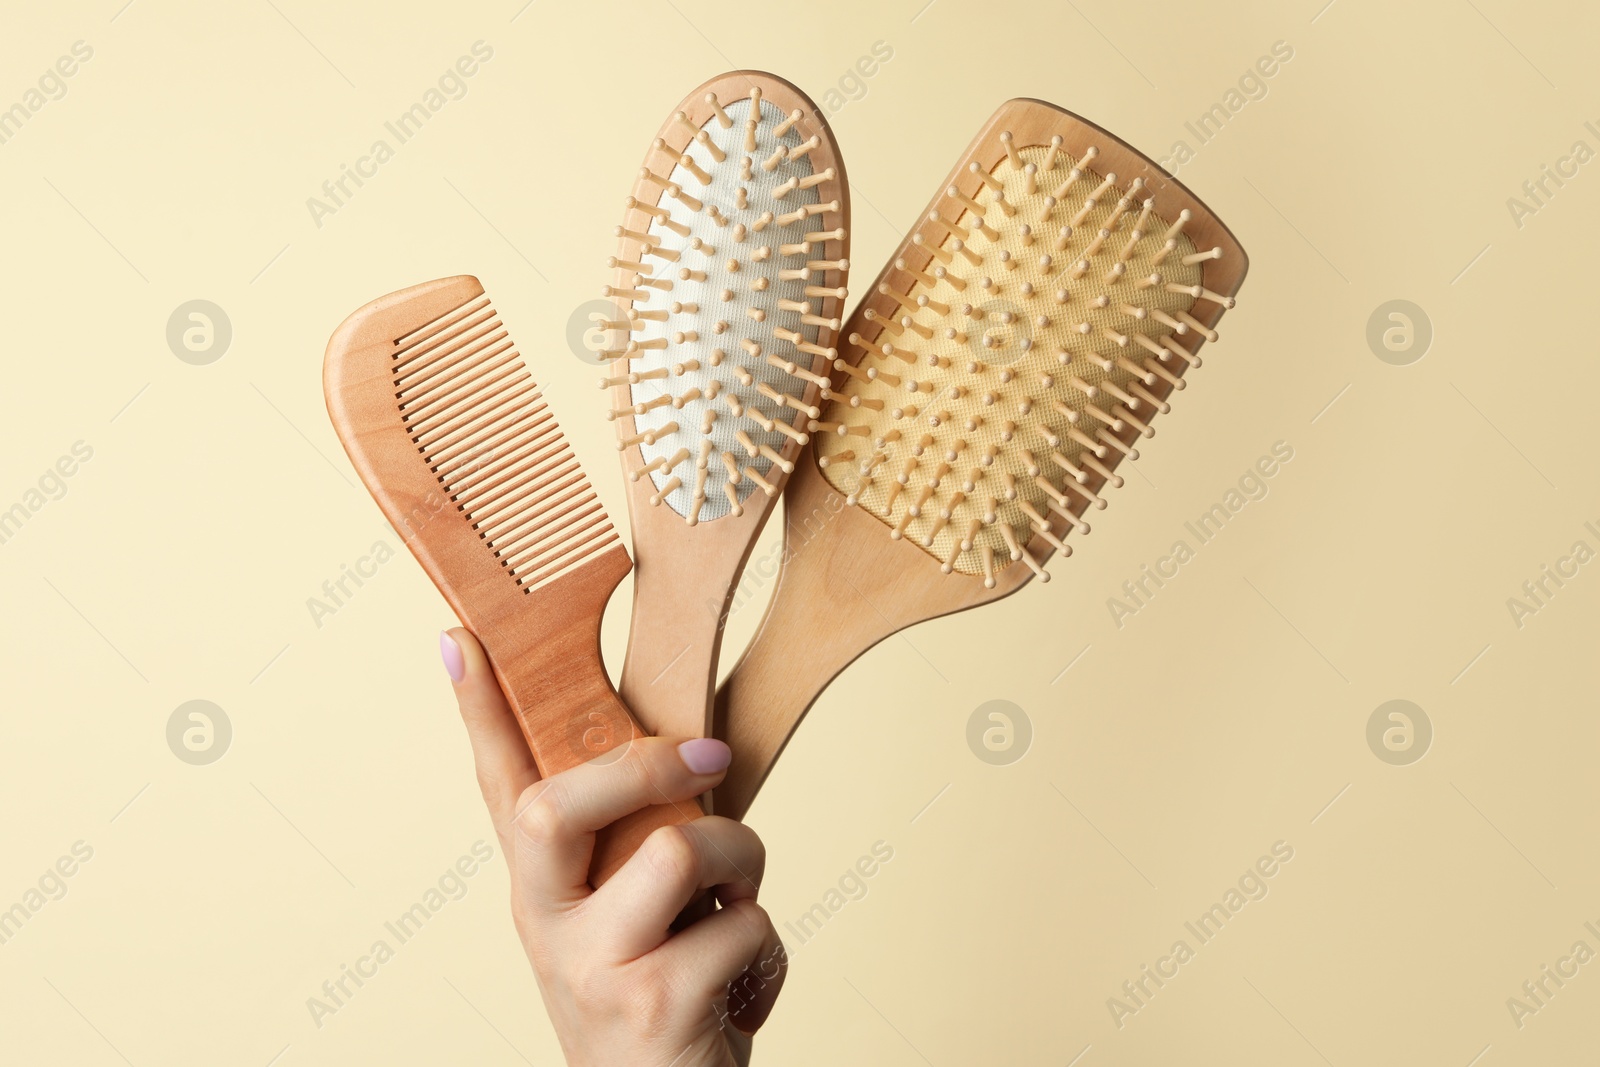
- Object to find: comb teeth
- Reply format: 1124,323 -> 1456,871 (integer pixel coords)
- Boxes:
817,133 -> 1235,583
391,293 -> 619,592
605,89 -> 849,525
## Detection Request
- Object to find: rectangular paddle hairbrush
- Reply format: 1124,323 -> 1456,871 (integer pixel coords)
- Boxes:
324,275 -> 697,884
713,100 -> 1247,819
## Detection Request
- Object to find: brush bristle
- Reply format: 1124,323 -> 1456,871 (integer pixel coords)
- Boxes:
604,89 -> 848,526
391,292 -> 620,591
815,135 -> 1234,586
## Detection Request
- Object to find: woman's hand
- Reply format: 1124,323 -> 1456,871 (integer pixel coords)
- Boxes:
441,628 -> 787,1067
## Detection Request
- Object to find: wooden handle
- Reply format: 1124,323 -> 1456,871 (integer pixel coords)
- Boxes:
505,684 -> 688,883
322,278 -> 701,887
711,454 -> 1020,819
618,554 -> 724,744
711,594 -> 876,823
710,101 -> 1251,820
610,71 -> 852,757
592,804 -> 692,885
616,501 -> 767,795
710,461 -> 919,821
472,557 -> 702,887
497,648 -> 702,886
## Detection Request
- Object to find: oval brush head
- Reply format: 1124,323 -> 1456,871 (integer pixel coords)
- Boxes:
596,72 -> 851,751
603,74 -> 850,525
814,125 -> 1237,587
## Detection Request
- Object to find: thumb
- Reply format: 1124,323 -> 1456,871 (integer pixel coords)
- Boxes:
442,628 -> 540,850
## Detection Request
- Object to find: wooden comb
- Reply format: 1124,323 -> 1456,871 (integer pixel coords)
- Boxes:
323,275 -> 698,883
712,100 -> 1248,819
600,72 -> 850,773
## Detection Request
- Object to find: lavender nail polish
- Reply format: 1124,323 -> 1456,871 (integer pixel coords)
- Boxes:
678,738 -> 731,775
439,632 -> 465,682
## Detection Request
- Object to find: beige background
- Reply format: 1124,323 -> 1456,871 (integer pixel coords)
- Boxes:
2,0 -> 1596,1063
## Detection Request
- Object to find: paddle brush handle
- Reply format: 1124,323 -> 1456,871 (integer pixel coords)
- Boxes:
711,611 -> 836,823
710,461 -> 914,821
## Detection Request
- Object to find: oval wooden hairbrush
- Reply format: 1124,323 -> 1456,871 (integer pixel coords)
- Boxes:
323,275 -> 698,884
712,99 -> 1248,819
599,72 -> 850,770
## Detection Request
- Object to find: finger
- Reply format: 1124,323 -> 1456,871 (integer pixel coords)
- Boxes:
444,628 -> 539,851
511,737 -> 729,907
657,899 -> 788,1036
593,816 -> 765,959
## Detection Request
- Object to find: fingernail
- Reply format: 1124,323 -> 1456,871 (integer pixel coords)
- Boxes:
439,631 -> 465,683
678,738 -> 731,775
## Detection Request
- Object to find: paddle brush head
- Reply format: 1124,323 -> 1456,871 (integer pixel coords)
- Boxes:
813,101 -> 1246,588
601,72 -> 851,526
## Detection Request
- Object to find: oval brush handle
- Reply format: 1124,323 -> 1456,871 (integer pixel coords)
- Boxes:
617,551 -> 726,742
